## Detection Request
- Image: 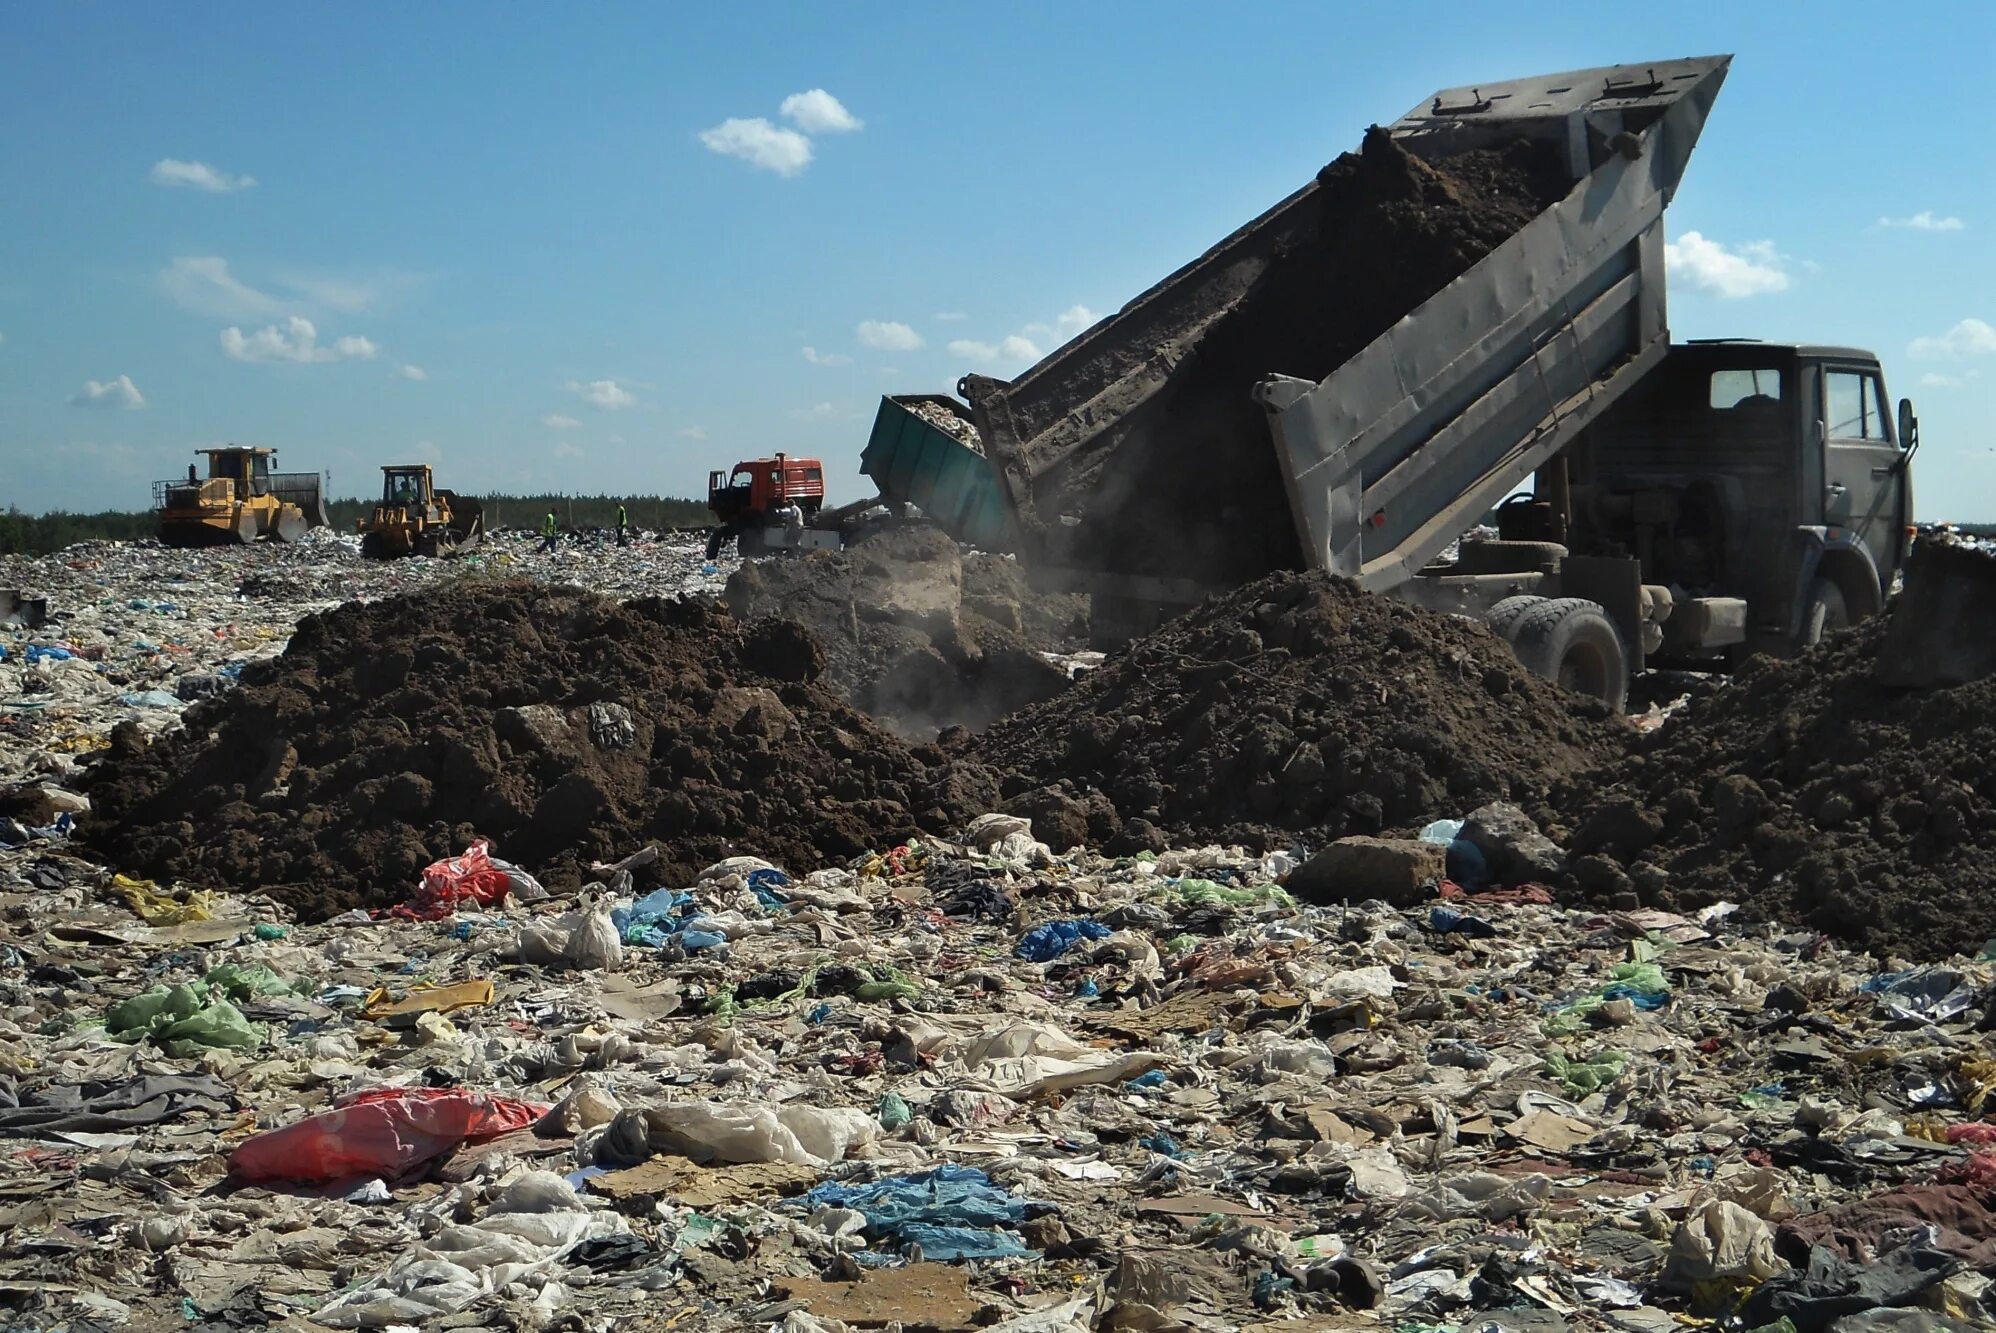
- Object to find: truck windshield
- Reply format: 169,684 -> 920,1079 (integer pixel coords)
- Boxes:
1709,368 -> 1783,408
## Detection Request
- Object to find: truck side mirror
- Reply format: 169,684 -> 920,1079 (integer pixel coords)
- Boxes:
1897,397 -> 1919,453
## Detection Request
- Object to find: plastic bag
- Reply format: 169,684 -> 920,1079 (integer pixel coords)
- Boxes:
516,900 -> 622,971
1016,919 -> 1110,962
600,1098 -> 878,1167
105,983 -> 263,1057
229,1087 -> 548,1183
1662,1199 -> 1785,1288
385,839 -> 512,921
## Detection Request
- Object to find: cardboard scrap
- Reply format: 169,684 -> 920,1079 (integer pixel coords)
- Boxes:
1303,1106 -> 1375,1147
1507,1109 -> 1599,1155
589,1154 -> 819,1208
1087,989 -> 1244,1040
595,975 -> 683,1024
361,978 -> 494,1020
1136,1193 -> 1268,1218
775,1263 -> 980,1329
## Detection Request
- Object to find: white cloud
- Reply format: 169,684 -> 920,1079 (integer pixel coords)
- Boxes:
220,316 -> 378,363
554,440 -> 583,460
802,345 -> 852,366
1909,318 -> 1996,360
1024,304 -> 1100,344
566,378 -> 636,409
780,89 -> 862,135
856,319 -> 923,351
791,402 -> 840,420
949,334 -> 1043,366
541,413 -> 582,429
1919,371 -> 1979,389
159,256 -> 279,317
276,269 -> 424,314
69,375 -> 146,410
608,433 -> 625,445
679,426 -> 708,441
1879,210 -> 1965,232
947,304 -> 1096,368
413,440 -> 442,463
933,311 -> 968,322
149,158 -> 255,192
699,117 -> 813,176
1664,231 -> 1792,298
397,364 -> 428,381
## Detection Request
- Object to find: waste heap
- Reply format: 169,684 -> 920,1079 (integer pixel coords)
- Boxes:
723,525 -> 1087,740
81,581 -> 996,917
5,540 -> 1996,1329
975,570 -> 1626,854
1555,538 -> 1996,962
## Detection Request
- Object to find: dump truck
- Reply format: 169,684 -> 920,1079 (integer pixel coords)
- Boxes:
154,447 -> 330,547
705,453 -> 841,558
859,395 -> 1014,550
358,464 -> 484,558
959,56 -> 1916,708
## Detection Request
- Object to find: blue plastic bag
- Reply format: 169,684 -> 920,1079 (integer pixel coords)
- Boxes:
1016,919 -> 1110,962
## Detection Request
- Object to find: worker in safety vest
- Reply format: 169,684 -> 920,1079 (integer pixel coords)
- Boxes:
539,510 -> 558,554
616,503 -> 630,547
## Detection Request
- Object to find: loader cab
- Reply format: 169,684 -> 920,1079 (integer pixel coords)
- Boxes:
381,465 -> 435,511
1567,341 -> 1915,656
201,446 -> 278,499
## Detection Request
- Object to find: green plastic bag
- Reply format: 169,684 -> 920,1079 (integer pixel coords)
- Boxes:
1543,1048 -> 1627,1096
204,963 -> 292,1000
106,982 -> 264,1056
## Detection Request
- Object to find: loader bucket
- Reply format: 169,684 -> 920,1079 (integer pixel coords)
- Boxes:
1875,539 -> 1996,687
270,472 -> 330,528
272,506 -> 308,544
0,590 -> 48,630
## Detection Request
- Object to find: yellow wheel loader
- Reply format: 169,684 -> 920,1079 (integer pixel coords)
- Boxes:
358,464 -> 484,558
154,447 -> 328,548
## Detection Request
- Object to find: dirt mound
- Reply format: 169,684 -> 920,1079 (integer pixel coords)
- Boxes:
1030,128 -> 1572,590
973,571 -> 1625,852
724,527 -> 1081,739
1553,545 -> 1996,961
80,583 -> 999,919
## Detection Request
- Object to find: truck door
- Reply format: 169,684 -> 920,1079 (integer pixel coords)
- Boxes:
1820,365 -> 1900,578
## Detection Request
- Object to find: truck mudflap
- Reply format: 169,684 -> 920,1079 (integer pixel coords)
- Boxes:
1259,57 -> 1730,596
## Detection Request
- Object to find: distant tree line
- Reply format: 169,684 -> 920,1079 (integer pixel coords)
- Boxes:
1,493 -> 714,557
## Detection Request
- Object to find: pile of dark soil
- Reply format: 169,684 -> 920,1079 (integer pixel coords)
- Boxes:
1011,128 -> 1572,590
972,571 -> 1625,853
80,583 -> 998,919
1553,594 -> 1996,962
724,526 -> 1084,740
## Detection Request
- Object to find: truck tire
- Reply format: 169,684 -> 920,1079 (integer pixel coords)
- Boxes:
1455,540 -> 1567,575
1800,577 -> 1848,649
1507,597 -> 1628,712
1485,595 -> 1545,642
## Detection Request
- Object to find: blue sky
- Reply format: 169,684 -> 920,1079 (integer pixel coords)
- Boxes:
4,4 -> 1994,517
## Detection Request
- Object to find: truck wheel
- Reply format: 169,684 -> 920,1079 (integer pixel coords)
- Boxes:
1508,597 -> 1628,712
1800,578 -> 1848,649
1485,595 -> 1544,642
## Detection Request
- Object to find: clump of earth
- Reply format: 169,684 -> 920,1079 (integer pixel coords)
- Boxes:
82,582 -> 1000,919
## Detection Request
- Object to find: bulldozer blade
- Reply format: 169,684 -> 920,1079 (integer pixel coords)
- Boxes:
0,590 -> 48,630
271,507 -> 308,544
1876,538 -> 1996,687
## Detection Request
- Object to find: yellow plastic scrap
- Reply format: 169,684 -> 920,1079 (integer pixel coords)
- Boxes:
1956,1056 -> 1996,1115
115,875 -> 218,925
361,978 -> 496,1020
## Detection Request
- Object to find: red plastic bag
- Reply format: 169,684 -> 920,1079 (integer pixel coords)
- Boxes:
229,1086 -> 548,1183
382,839 -> 513,921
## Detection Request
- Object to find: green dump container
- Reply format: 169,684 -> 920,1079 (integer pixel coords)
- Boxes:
859,395 -> 1013,551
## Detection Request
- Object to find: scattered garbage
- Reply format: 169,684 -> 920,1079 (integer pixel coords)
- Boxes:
11,530 -> 1996,1330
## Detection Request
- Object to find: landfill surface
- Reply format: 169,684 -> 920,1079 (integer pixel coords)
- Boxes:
6,536 -> 1996,1332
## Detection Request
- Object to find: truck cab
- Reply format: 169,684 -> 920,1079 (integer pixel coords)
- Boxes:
707,454 -> 826,525
1565,341 -> 1916,660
